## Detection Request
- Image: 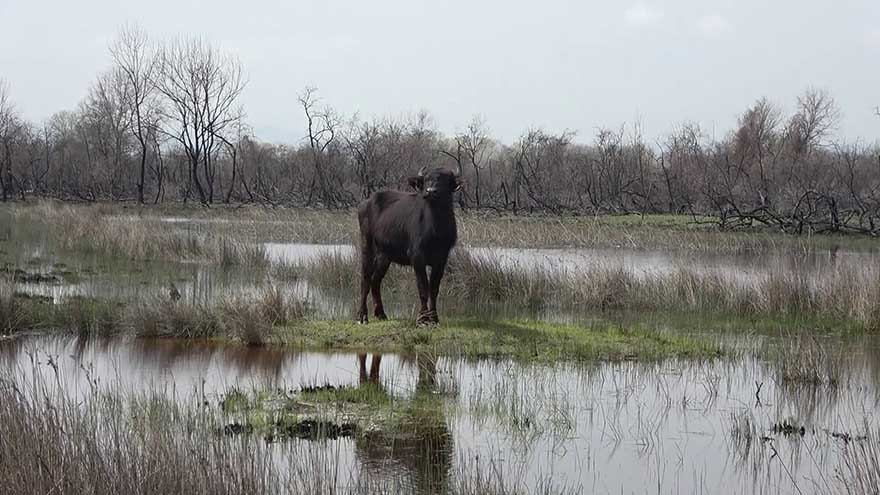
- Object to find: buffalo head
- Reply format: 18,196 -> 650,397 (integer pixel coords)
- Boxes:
407,167 -> 462,201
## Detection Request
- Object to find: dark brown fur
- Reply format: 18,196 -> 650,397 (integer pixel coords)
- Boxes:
356,168 -> 460,325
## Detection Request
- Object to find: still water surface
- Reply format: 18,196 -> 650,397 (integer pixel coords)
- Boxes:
3,334 -> 878,494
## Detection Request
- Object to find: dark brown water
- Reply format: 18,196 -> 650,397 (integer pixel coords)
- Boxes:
3,334 -> 879,494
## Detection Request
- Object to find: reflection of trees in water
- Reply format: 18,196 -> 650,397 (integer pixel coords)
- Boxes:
128,338 -> 289,380
354,352 -> 453,494
1,335 -> 293,387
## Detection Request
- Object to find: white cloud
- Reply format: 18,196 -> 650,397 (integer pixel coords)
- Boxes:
696,14 -> 731,37
624,4 -> 663,28
866,28 -> 880,48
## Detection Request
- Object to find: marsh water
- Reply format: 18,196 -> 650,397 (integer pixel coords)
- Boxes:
3,334 -> 879,494
3,211 -> 880,493
4,213 -> 877,321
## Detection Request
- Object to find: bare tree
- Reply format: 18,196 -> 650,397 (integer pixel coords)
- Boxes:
787,88 -> 840,156
733,98 -> 781,207
445,116 -> 493,207
0,80 -> 22,201
154,37 -> 246,205
83,68 -> 135,199
110,23 -> 158,204
216,118 -> 248,203
299,87 -> 345,207
345,117 -> 383,199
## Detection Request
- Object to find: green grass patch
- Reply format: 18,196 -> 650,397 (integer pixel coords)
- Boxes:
600,308 -> 867,336
276,318 -> 721,362
300,383 -> 392,409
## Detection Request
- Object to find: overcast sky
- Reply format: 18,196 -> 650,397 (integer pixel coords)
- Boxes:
1,0 -> 878,145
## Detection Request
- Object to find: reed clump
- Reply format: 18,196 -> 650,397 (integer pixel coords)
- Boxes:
125,297 -> 222,338
0,284 -> 122,336
220,285 -> 309,345
123,286 -> 309,343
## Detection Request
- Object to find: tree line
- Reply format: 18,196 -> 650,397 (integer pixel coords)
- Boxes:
0,25 -> 878,234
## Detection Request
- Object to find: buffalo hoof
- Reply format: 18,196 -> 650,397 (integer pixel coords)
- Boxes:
374,309 -> 388,321
357,313 -> 369,325
416,310 -> 438,327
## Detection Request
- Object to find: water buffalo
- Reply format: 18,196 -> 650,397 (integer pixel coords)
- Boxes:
357,166 -> 462,325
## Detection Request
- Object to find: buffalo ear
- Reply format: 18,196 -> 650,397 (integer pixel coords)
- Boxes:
407,176 -> 424,191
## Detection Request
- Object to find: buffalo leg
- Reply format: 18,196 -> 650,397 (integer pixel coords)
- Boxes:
427,258 -> 448,323
369,354 -> 382,383
357,353 -> 368,382
358,353 -> 382,384
371,256 -> 391,320
413,262 -> 433,326
358,246 -> 373,324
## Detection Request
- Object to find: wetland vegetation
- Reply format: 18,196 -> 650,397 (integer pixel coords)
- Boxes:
1,200 -> 880,494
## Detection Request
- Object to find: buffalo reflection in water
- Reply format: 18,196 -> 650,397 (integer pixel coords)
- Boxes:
354,352 -> 453,494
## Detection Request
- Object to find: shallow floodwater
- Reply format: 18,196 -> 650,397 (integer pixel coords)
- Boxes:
3,334 -> 879,494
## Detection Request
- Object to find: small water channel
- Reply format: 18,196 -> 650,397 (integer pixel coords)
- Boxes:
2,334 -> 879,494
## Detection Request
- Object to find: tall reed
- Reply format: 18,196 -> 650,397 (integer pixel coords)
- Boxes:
299,248 -> 880,329
18,201 -> 268,266
838,423 -> 880,495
